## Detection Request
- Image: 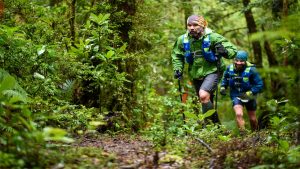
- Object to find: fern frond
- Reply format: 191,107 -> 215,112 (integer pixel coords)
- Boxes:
2,90 -> 28,103
0,123 -> 17,134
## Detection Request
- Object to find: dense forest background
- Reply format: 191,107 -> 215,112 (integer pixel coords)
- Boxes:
0,0 -> 299,168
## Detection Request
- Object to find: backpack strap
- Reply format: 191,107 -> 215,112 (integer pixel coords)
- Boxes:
182,33 -> 193,64
242,66 -> 251,83
202,35 -> 210,52
182,33 -> 190,57
202,35 -> 217,62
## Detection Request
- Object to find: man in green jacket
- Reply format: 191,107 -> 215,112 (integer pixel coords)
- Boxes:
172,15 -> 237,124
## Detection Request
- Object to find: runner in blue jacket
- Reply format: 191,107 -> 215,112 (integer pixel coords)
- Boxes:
220,50 -> 263,133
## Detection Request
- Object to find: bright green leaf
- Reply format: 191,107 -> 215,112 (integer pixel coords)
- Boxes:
106,50 -> 115,58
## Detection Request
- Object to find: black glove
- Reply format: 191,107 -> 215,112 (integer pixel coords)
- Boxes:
220,87 -> 226,96
215,42 -> 228,57
174,70 -> 182,80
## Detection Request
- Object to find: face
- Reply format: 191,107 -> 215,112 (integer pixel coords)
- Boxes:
234,59 -> 246,71
187,22 -> 204,39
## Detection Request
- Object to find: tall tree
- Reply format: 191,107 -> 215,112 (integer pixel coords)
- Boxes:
49,0 -> 59,7
0,0 -> 4,19
242,0 -> 262,67
182,0 -> 193,27
69,0 -> 76,46
109,0 -> 137,43
262,26 -> 278,66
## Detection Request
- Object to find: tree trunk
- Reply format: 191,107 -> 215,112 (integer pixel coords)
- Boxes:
282,0 -> 289,66
69,0 -> 76,47
242,0 -> 262,67
282,0 -> 288,17
0,0 -> 4,19
109,0 -> 137,43
182,0 -> 192,28
49,0 -> 60,7
261,26 -> 278,66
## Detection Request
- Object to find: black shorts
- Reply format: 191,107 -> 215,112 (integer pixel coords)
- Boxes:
193,73 -> 219,95
232,97 -> 257,111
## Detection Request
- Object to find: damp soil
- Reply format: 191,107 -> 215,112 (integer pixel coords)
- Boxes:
75,132 -> 265,169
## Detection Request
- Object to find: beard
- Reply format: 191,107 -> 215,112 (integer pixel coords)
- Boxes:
188,27 -> 204,39
189,30 -> 202,39
235,64 -> 246,71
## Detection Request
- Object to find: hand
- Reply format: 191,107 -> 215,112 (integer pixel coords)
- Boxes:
239,91 -> 253,100
174,70 -> 182,80
246,91 -> 253,97
214,42 -> 228,57
220,87 -> 226,96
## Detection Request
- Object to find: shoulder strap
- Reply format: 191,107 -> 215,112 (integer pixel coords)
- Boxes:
229,64 -> 234,72
182,33 -> 191,59
244,66 -> 251,74
182,33 -> 190,51
202,35 -> 210,52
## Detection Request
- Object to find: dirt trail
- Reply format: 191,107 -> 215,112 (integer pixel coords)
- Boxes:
75,132 -> 264,168
77,134 -> 185,169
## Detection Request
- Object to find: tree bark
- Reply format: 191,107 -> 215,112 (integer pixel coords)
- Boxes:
182,0 -> 192,28
282,0 -> 289,66
282,0 -> 289,17
261,26 -> 278,66
69,0 -> 76,47
0,0 -> 3,19
242,0 -> 262,67
109,0 -> 137,43
49,0 -> 60,7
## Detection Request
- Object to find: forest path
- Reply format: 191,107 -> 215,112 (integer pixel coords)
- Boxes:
75,133 -> 187,169
74,132 -> 264,168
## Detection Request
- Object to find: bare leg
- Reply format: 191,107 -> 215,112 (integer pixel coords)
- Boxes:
233,105 -> 245,130
200,89 -> 219,124
199,89 -> 211,103
247,110 -> 258,131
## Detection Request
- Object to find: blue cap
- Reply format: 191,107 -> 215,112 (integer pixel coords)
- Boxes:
235,50 -> 248,61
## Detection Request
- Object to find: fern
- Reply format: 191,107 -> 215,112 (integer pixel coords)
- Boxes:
2,90 -> 28,103
0,122 -> 17,134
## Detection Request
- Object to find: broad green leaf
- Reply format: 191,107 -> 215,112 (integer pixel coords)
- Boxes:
9,95 -> 27,103
203,109 -> 216,119
184,111 -> 198,119
118,44 -> 127,53
0,75 -> 16,92
218,135 -> 231,141
106,50 -> 115,58
270,116 -> 280,126
89,13 -> 99,23
43,127 -> 67,137
287,146 -> 300,164
89,121 -> 106,126
43,127 -> 74,143
89,13 -> 110,25
278,140 -> 289,151
37,45 -> 46,56
18,116 -> 34,131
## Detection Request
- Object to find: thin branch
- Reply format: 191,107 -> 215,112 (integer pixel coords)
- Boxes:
223,27 -> 247,35
195,137 -> 213,153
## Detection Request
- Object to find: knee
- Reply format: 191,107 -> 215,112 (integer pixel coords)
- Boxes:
234,106 -> 243,117
236,112 -> 243,118
199,90 -> 210,103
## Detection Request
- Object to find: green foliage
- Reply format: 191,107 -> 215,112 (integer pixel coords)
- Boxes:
0,0 -> 299,168
253,98 -> 300,168
60,146 -> 117,168
0,69 -> 73,168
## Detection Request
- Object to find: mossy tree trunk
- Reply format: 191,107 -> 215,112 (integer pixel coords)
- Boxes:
242,0 -> 262,67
